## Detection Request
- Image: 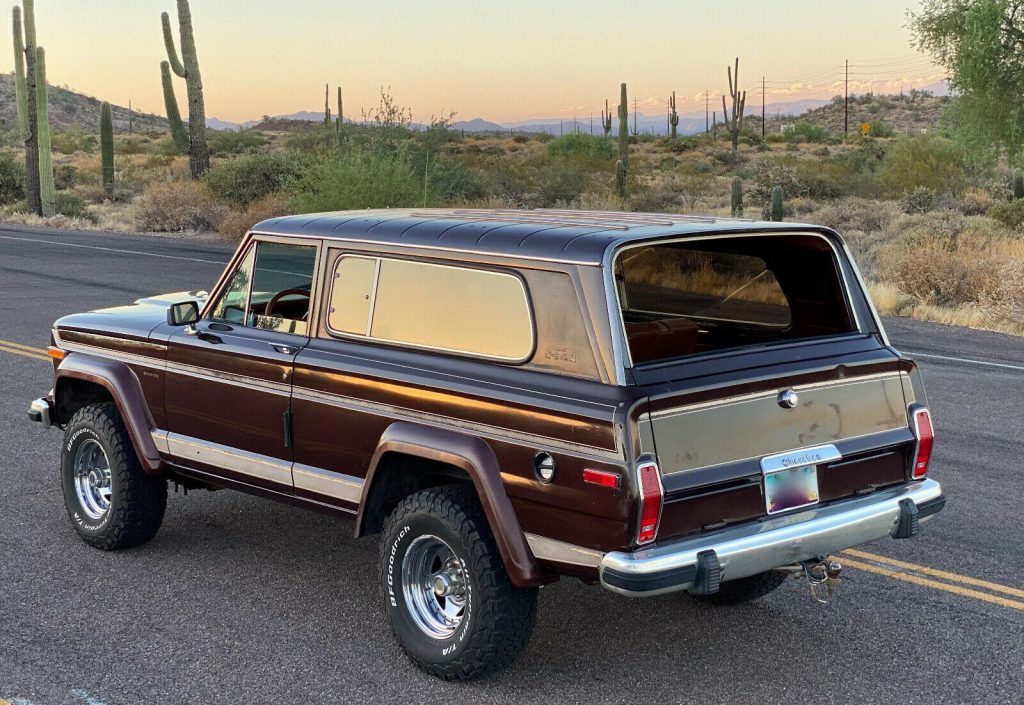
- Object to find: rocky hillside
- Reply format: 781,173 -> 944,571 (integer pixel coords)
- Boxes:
0,73 -> 167,133
765,91 -> 949,135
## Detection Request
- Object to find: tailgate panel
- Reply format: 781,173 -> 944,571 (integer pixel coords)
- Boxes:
643,372 -> 908,476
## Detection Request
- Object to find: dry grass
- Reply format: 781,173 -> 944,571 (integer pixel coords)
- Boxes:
134,180 -> 227,233
218,192 -> 290,240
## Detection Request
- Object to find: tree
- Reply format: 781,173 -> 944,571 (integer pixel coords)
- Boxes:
911,0 -> 1024,163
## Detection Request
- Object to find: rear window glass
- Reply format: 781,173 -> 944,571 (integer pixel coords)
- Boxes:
616,235 -> 854,365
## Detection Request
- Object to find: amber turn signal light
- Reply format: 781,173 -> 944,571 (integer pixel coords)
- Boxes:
47,346 -> 65,360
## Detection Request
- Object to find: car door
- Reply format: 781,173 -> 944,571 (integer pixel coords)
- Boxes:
162,236 -> 321,492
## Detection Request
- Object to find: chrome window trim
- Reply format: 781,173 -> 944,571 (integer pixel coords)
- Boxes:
603,231 -> 863,374
324,253 -> 537,364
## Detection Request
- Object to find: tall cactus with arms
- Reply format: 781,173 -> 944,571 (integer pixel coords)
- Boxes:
11,6 -> 28,139
669,91 -> 679,139
101,102 -> 115,195
15,0 -> 41,214
722,57 -> 746,151
616,83 -> 629,197
601,98 -> 612,137
162,0 -> 209,177
34,46 -> 54,217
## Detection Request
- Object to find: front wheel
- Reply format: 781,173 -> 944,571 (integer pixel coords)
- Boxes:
379,485 -> 538,681
60,402 -> 167,550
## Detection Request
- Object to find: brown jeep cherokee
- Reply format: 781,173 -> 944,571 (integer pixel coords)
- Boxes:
30,209 -> 944,680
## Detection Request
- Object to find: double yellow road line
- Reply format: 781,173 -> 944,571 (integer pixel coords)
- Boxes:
0,338 -> 50,362
841,548 -> 1024,611
0,338 -> 1021,612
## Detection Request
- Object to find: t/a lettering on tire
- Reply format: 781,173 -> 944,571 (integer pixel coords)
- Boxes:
60,402 -> 167,550
379,485 -> 538,681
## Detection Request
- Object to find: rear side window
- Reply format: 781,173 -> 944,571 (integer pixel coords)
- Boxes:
327,255 -> 534,361
616,234 -> 854,365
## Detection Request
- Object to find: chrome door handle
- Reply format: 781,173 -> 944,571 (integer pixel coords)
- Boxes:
273,344 -> 298,355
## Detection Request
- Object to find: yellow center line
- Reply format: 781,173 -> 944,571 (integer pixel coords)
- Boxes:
841,557 -> 1024,611
0,340 -> 49,362
842,548 -> 1024,599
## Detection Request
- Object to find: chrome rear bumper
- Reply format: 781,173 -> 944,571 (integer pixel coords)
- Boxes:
601,479 -> 945,597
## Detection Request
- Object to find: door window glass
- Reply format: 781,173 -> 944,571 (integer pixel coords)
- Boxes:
210,245 -> 255,324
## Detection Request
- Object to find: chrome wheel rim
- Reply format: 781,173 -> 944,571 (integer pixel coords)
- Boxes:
73,439 -> 112,520
401,535 -> 469,639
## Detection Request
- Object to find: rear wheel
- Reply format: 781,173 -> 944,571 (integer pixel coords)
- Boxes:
691,570 -> 787,605
379,485 -> 538,681
60,402 -> 167,550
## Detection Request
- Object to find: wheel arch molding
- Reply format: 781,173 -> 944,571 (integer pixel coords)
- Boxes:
54,353 -> 166,475
356,421 -> 549,588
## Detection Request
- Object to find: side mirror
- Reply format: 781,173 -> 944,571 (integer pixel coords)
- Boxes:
167,300 -> 199,327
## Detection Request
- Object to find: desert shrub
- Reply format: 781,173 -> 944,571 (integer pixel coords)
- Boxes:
424,158 -> 486,202
786,121 -> 831,144
55,164 -> 78,190
54,191 -> 96,222
204,152 -> 309,207
290,149 -> 424,212
546,133 -> 615,161
51,129 -> 97,155
512,133 -> 530,144
812,198 -> 896,234
116,138 -> 151,155
865,121 -> 894,138
0,151 -> 26,204
960,189 -> 994,216
534,159 -> 589,207
218,192 -> 290,240
987,199 -> 1024,230
880,134 -> 967,196
980,260 -> 1024,326
900,186 -> 939,214
208,129 -> 267,156
135,180 -> 226,232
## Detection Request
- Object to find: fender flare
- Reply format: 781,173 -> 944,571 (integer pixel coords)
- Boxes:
54,353 -> 166,475
356,421 -> 547,587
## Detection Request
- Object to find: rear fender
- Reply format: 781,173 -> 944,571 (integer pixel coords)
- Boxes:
357,421 -> 547,587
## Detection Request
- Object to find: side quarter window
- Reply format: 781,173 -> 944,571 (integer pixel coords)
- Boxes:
210,244 -> 256,324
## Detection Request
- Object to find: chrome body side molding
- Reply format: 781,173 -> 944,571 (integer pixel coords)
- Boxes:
524,532 -> 604,568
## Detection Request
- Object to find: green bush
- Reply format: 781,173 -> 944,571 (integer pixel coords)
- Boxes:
988,199 -> 1024,230
209,129 -> 267,156
54,191 -> 96,222
786,122 -> 832,144
546,133 -> 615,161
900,186 -> 940,214
0,151 -> 26,204
204,152 -> 309,207
290,149 -> 425,212
424,158 -> 486,202
534,159 -> 589,206
881,135 -> 967,196
55,164 -> 78,190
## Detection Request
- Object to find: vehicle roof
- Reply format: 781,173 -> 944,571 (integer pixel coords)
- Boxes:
251,209 -> 826,265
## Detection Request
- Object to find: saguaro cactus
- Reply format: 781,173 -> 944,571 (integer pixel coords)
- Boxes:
1013,171 -> 1024,200
770,185 -> 785,221
336,86 -> 344,138
162,0 -> 209,177
34,46 -> 54,217
11,7 -> 28,139
160,61 -> 189,152
323,83 -> 331,125
616,83 -> 629,198
669,91 -> 679,139
731,177 -> 743,217
101,101 -> 115,195
601,98 -> 612,137
721,57 -> 747,151
18,0 -> 41,214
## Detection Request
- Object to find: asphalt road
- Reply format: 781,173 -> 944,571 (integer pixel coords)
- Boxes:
1,225 -> 1022,705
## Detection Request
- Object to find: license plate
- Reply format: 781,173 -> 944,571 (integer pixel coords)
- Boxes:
763,464 -> 820,515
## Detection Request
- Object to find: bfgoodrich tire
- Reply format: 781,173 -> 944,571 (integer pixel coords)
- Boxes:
60,402 -> 167,550
691,570 -> 788,605
380,485 -> 538,681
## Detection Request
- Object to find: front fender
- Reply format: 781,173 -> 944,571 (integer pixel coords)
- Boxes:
357,421 -> 546,587
54,353 -> 165,475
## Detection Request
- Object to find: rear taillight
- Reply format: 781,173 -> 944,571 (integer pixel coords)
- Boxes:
636,461 -> 663,545
911,407 -> 934,479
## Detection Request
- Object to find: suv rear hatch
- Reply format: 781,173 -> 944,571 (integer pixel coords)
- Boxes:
615,230 -> 919,544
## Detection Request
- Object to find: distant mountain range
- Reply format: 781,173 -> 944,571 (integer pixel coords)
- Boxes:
205,98 -> 833,135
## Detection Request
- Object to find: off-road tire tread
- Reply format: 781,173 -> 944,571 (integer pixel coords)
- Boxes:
63,402 -> 166,550
693,569 -> 787,605
380,485 -> 538,681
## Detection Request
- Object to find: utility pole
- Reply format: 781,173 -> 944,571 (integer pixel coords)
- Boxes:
761,76 -> 766,139
844,59 -> 849,135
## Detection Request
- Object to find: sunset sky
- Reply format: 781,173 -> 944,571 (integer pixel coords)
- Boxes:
12,1 -> 945,124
